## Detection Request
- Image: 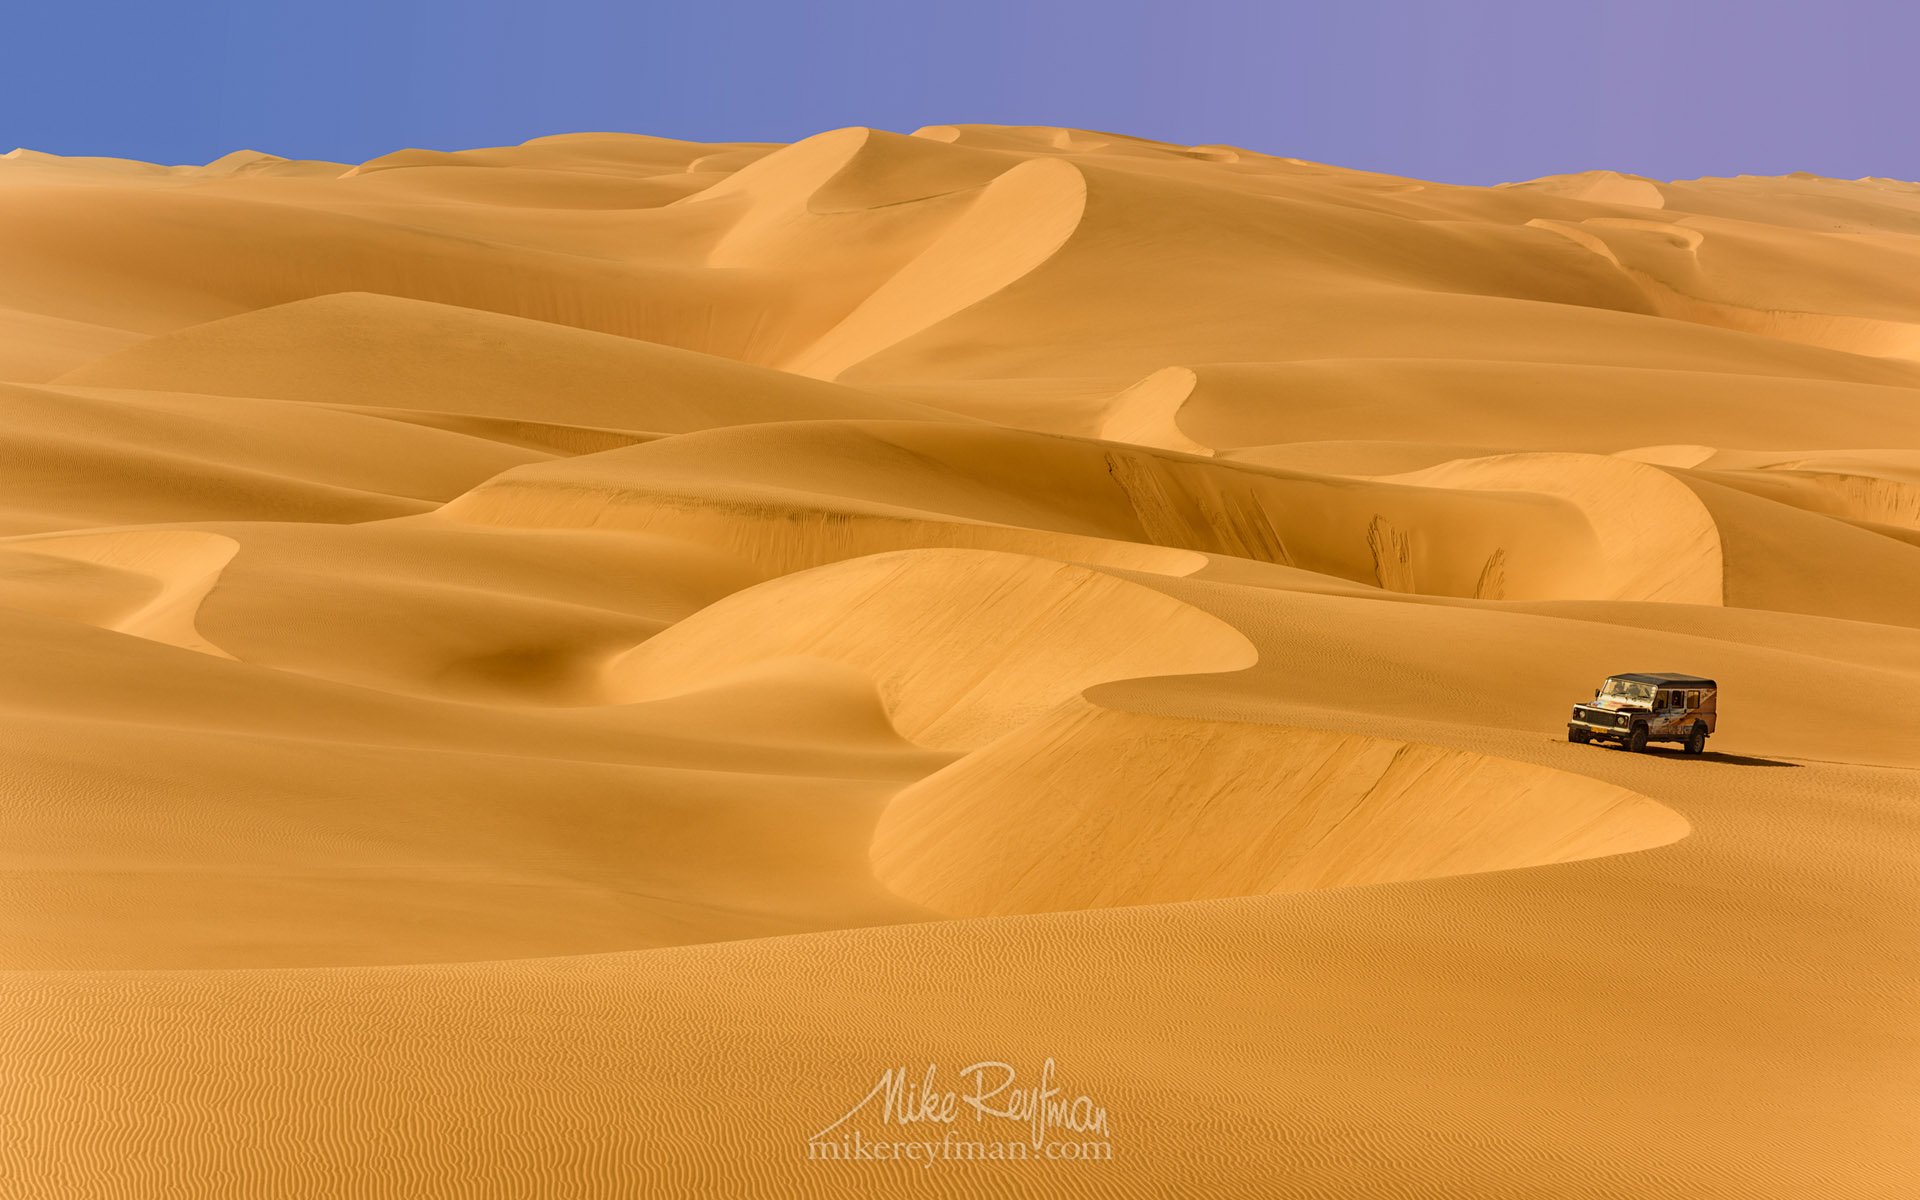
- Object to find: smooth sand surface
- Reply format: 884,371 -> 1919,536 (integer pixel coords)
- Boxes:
2,128 -> 1916,1197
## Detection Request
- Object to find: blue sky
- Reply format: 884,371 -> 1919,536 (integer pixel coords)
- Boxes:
4,0 -> 1909,183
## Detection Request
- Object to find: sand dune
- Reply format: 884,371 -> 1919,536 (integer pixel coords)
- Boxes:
1,128 -> 1916,1198
0,529 -> 238,656
0,381 -> 541,533
874,695 -> 1688,914
1383,451 -> 1724,604
607,549 -> 1257,748
1103,357 -> 1920,458
58,291 -> 961,433
441,420 -> 1721,602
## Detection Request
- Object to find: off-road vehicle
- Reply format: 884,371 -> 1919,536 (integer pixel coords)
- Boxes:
1568,673 -> 1716,754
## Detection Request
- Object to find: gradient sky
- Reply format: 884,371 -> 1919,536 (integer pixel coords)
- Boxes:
5,0 -> 1909,184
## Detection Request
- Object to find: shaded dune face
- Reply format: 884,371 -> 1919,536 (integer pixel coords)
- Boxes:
55,291 -> 967,432
3,128 -> 1920,1199
606,548 -> 1260,749
874,697 -> 1689,915
438,421 -> 1699,602
0,529 -> 238,657
602,549 -> 1684,914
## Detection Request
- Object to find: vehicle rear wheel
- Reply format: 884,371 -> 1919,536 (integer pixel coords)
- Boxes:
1568,727 -> 1591,744
1685,723 -> 1707,755
1628,724 -> 1649,753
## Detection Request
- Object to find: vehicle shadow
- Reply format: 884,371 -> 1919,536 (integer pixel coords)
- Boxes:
1617,745 -> 1801,768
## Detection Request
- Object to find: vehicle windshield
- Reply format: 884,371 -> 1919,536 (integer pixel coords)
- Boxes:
1601,678 -> 1656,702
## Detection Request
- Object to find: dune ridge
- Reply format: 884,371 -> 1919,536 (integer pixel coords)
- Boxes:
0,530 -> 238,656
606,548 -> 1257,749
873,694 -> 1689,914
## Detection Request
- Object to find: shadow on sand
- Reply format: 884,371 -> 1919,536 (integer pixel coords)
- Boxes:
1615,745 -> 1801,768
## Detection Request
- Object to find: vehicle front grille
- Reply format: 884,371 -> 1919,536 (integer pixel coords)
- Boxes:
1575,707 -> 1624,727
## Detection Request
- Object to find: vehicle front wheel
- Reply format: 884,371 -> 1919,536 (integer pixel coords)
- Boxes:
1628,724 -> 1649,753
1568,727 -> 1591,744
1685,723 -> 1707,755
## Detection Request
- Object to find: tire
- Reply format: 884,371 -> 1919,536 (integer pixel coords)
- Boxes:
1568,727 -> 1591,744
1628,724 -> 1649,753
1685,723 -> 1707,755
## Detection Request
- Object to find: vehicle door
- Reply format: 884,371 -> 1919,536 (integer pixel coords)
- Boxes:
1654,690 -> 1684,735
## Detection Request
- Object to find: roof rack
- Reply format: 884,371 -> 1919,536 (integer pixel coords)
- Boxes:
1610,672 -> 1717,687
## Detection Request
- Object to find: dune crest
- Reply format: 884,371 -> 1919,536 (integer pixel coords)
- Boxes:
1097,365 -> 1214,454
0,530 -> 237,656
786,157 -> 1087,379
606,548 -> 1256,749
1383,451 -> 1725,604
874,696 -> 1689,915
1512,169 -> 1668,209
57,291 -> 961,434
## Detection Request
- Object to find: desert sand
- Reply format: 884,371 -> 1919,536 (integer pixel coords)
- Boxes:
1,127 -> 1916,1197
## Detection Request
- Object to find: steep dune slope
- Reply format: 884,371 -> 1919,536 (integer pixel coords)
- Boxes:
441,420 -> 1713,601
0,530 -> 237,656
58,292 -> 961,434
1104,357 -> 1920,457
874,695 -> 1687,914
607,548 -> 1257,748
0,381 -> 539,533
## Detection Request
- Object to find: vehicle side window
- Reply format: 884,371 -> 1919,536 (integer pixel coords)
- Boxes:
1661,691 -> 1676,709
1687,691 -> 1699,709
